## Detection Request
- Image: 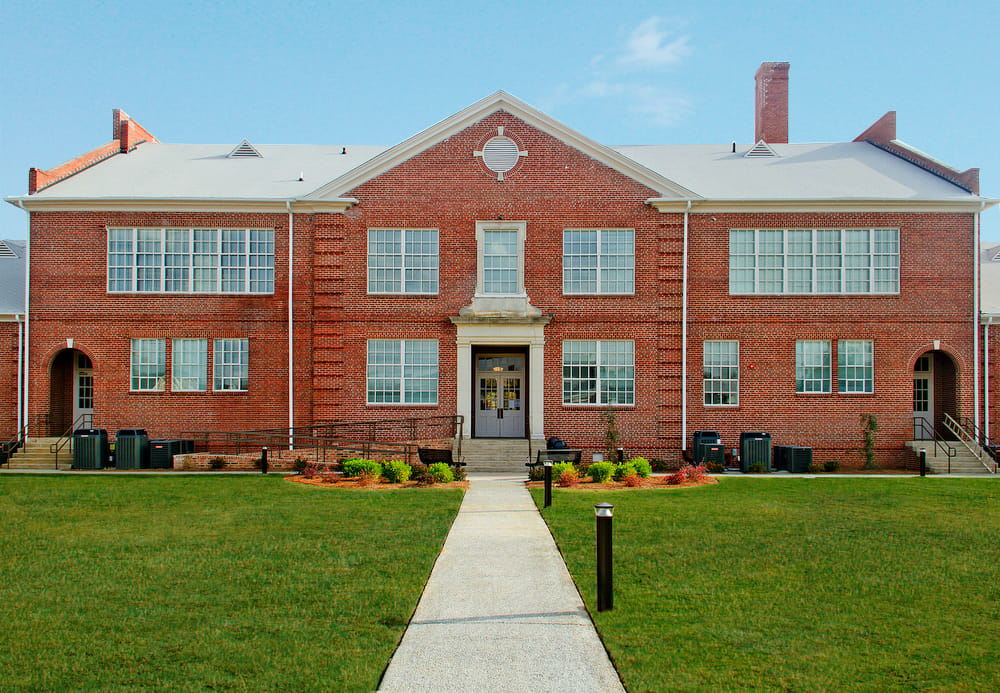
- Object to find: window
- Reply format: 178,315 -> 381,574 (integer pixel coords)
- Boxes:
796,341 -> 831,393
838,340 -> 874,393
214,339 -> 249,392
729,229 -> 899,294
367,340 -> 439,405
131,339 -> 166,391
367,229 -> 439,294
108,228 -> 274,294
703,341 -> 739,405
563,229 -> 635,294
562,340 -> 635,405
172,339 -> 207,391
476,221 -> 525,296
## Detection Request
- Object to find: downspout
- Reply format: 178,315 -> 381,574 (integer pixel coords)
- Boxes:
15,199 -> 29,436
681,201 -> 690,451
974,203 -> 984,434
16,316 -> 23,434
985,318 -> 991,444
286,201 -> 295,450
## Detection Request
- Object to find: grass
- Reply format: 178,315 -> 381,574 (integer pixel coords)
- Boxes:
532,478 -> 1000,692
0,475 -> 463,692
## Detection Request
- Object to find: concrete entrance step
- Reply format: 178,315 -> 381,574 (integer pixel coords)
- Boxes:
456,438 -> 542,473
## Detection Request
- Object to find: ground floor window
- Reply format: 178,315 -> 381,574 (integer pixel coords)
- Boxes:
838,340 -> 874,393
562,340 -> 634,405
367,339 -> 439,404
130,339 -> 166,391
703,340 -> 739,405
213,339 -> 249,392
795,340 -> 831,393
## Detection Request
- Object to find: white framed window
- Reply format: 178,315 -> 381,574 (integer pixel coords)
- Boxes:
172,339 -> 207,392
213,339 -> 249,392
367,339 -> 439,405
703,341 -> 739,406
107,228 -> 274,294
729,229 -> 899,295
563,229 -> 635,294
476,221 -> 526,296
367,229 -> 439,294
796,341 -> 831,393
838,340 -> 874,394
562,340 -> 635,405
131,339 -> 166,392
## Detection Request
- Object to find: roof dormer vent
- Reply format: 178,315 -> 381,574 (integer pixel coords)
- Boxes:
0,241 -> 15,258
745,140 -> 779,158
228,140 -> 262,158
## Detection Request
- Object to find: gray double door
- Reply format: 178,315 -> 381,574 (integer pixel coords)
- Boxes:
474,353 -> 525,438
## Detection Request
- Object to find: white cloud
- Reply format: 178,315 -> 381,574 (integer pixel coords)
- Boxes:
580,81 -> 691,127
618,17 -> 691,69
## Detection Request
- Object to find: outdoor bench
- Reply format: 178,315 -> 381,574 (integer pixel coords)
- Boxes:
526,448 -> 583,468
417,447 -> 466,468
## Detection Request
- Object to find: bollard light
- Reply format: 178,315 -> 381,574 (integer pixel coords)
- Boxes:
919,448 -> 926,477
595,502 -> 614,612
261,446 -> 269,475
543,460 -> 553,508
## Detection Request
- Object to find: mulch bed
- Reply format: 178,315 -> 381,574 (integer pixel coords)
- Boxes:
287,475 -> 469,490
525,476 -> 718,490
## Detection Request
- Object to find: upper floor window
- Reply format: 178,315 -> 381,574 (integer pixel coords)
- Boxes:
367,229 -> 439,294
729,228 -> 899,295
476,221 -> 525,296
563,229 -> 635,294
108,228 -> 274,294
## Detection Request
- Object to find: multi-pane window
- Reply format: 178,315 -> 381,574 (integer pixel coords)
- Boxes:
108,228 -> 274,294
213,339 -> 249,392
703,341 -> 739,406
563,229 -> 635,294
367,229 -> 439,294
838,340 -> 874,393
729,229 -> 899,294
795,341 -> 831,393
172,339 -> 207,391
367,340 -> 439,405
131,339 -> 166,391
482,228 -> 519,294
562,340 -> 635,405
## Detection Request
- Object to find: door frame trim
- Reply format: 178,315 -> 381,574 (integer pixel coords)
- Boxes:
472,347 -> 528,438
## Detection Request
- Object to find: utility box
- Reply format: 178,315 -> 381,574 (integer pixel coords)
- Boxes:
740,432 -> 772,473
150,439 -> 182,469
73,429 -> 109,470
773,445 -> 791,471
115,429 -> 150,470
692,430 -> 721,465
789,446 -> 813,473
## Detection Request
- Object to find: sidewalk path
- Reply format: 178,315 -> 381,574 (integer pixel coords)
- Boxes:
378,473 -> 626,693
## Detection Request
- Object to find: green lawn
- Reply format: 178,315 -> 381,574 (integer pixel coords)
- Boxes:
532,478 -> 1000,692
0,475 -> 463,692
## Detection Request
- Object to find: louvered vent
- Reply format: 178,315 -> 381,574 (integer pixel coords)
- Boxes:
745,140 -> 779,158
0,241 -> 15,258
482,136 -> 520,173
228,140 -> 262,158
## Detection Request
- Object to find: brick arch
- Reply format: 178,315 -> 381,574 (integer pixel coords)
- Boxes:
910,346 -> 961,439
46,347 -> 97,436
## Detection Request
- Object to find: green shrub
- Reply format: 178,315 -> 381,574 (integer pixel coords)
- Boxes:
427,462 -> 454,484
383,460 -> 412,483
557,466 -> 579,487
551,461 -> 575,479
451,465 -> 466,482
630,457 -> 652,478
527,465 -> 545,481
824,459 -> 841,472
587,461 -> 615,483
613,462 -> 637,482
209,457 -> 226,470
748,462 -> 766,474
708,461 -> 725,474
342,458 -> 383,479
292,457 -> 309,473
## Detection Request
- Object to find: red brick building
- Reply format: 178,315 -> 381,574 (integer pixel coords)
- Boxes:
6,63 -> 996,468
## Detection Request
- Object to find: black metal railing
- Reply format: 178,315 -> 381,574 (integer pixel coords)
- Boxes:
912,417 -> 957,472
955,416 -> 1000,473
49,413 -> 94,469
1,423 -> 29,468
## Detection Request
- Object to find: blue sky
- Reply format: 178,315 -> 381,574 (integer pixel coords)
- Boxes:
2,0 -> 997,239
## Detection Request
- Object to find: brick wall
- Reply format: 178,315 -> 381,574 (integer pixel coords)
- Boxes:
0,322 -> 19,440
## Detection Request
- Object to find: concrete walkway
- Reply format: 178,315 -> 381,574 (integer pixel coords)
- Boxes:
378,473 -> 625,693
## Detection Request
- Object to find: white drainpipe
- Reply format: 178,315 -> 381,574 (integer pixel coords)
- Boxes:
15,199 -> 30,436
286,201 -> 295,449
974,203 -> 984,434
16,316 -> 23,434
985,319 -> 991,444
681,201 -> 690,451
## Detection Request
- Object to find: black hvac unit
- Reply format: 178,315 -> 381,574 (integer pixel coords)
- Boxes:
73,429 -> 109,470
789,446 -> 813,473
115,429 -> 150,470
150,439 -> 182,469
740,432 -> 772,473
773,445 -> 792,471
692,430 -> 721,465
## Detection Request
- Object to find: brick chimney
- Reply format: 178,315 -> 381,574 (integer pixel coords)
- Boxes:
754,62 -> 789,143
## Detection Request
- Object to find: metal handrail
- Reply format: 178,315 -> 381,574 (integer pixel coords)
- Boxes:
946,414 -> 998,474
176,429 -> 422,466
1,423 -> 30,468
49,413 -> 93,469
912,417 -> 956,471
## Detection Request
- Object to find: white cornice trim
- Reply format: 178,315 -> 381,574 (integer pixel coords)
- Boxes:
646,197 -> 1000,214
303,90 -> 700,201
5,197 -> 359,214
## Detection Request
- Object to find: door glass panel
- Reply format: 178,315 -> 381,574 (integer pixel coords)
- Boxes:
78,374 -> 94,410
503,377 -> 521,410
480,377 -> 498,410
913,379 -> 929,412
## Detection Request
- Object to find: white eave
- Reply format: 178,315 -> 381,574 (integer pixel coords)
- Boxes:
304,90 -> 700,202
646,196 -> 999,214
6,195 -> 359,214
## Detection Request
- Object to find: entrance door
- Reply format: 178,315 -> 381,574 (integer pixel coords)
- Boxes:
475,354 -> 525,437
913,355 -> 933,439
73,352 -> 94,428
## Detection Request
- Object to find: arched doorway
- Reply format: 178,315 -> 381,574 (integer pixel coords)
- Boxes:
912,350 -> 958,439
49,349 -> 94,435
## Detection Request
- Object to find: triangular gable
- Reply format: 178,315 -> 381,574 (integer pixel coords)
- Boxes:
304,91 -> 699,201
